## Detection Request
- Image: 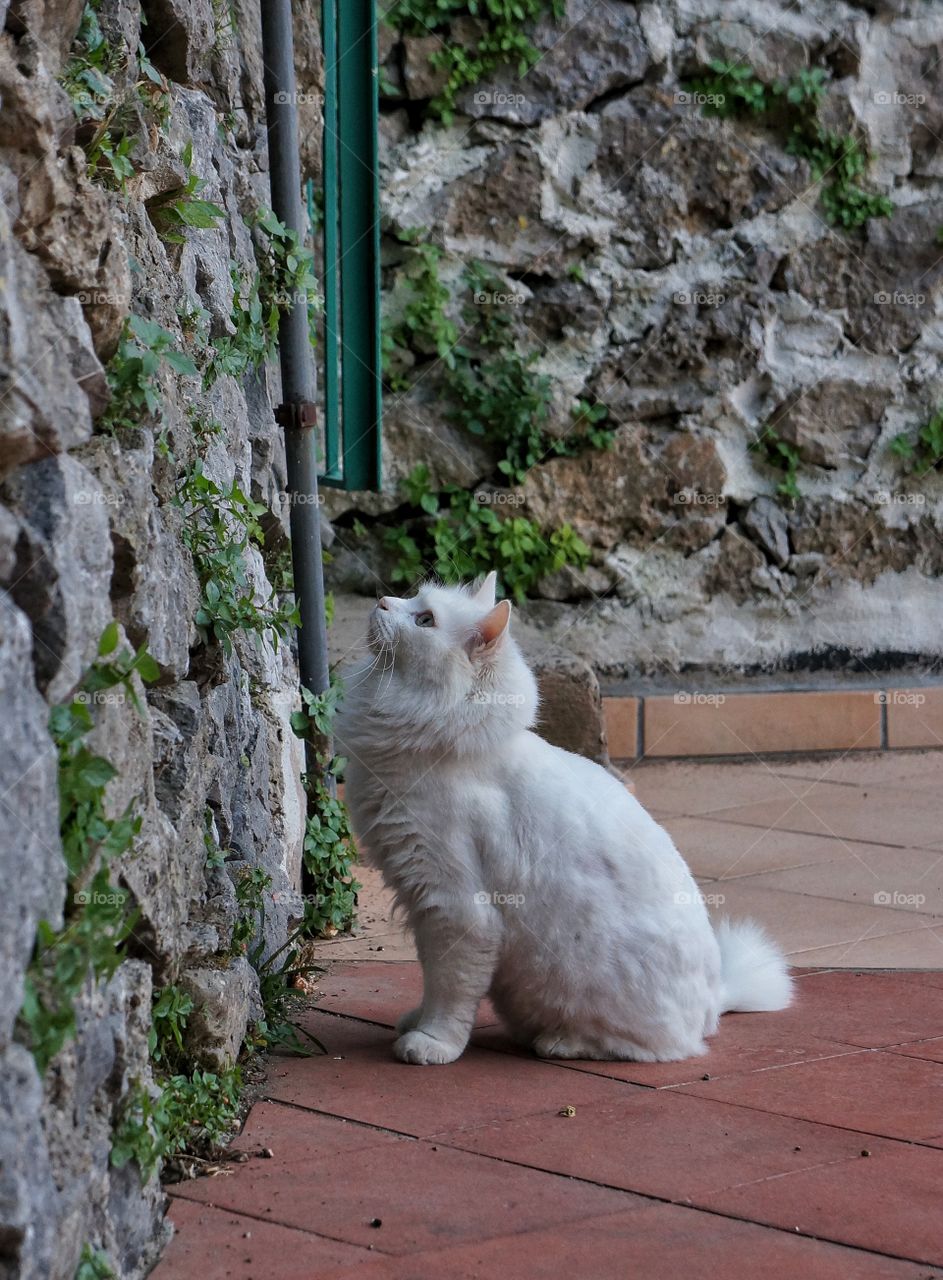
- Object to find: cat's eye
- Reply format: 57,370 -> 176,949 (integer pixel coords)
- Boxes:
414,611 -> 435,628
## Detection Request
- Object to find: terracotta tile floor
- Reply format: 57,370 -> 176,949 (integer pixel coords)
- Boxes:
153,752 -> 943,1279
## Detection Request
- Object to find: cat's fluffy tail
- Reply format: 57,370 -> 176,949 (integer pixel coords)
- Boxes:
715,917 -> 793,1013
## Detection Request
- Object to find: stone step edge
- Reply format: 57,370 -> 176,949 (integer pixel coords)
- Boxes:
602,686 -> 943,761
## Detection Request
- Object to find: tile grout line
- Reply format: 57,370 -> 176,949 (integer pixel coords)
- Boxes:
405,1136 -> 943,1272
665,813 -> 931,852
169,1098 -> 943,1274
167,1178 -> 943,1274
602,686 -> 943,761
260,1014 -> 942,1146
165,966 -> 943,1273
167,1193 -> 405,1259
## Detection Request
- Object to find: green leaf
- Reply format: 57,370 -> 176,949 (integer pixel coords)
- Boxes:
78,755 -> 119,789
128,314 -> 167,346
98,621 -> 119,657
134,651 -> 161,683
175,199 -> 225,228
163,350 -> 199,376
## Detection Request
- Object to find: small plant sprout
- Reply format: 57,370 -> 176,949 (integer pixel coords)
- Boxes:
685,60 -> 893,228
147,142 -> 226,244
890,408 -> 943,476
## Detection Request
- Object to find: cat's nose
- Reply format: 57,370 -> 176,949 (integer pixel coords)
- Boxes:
377,597 -> 391,611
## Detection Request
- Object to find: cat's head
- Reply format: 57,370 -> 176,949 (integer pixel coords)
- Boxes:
340,571 -> 538,756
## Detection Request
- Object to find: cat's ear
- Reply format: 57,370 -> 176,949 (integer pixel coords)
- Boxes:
468,599 -> 511,659
471,570 -> 497,608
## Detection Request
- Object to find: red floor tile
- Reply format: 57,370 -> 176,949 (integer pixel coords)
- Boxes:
312,961 -> 423,1026
172,1137 -> 644,1256
430,1089 -> 899,1201
227,1101 -> 401,1161
887,1037 -> 943,1065
320,1203 -> 943,1280
707,782 -> 940,849
677,1048 -> 943,1141
885,969 -> 943,992
773,970 -> 943,1049
313,962 -> 498,1029
263,1011 -> 642,1137
700,1143 -> 943,1266
318,1254 -> 472,1279
151,1199 -> 375,1279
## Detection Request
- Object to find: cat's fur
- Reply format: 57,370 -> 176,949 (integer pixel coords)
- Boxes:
337,574 -> 793,1066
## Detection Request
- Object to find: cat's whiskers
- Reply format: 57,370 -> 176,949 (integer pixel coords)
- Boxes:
344,646 -> 388,692
372,642 -> 397,709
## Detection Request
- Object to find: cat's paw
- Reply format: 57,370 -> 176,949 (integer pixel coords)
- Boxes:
393,1028 -> 462,1066
395,1006 -> 423,1035
533,1033 -> 591,1060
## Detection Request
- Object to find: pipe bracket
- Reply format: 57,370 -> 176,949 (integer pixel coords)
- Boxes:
276,400 -> 319,430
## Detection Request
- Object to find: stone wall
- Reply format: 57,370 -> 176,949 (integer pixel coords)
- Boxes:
0,2 -> 317,1275
327,0 -> 943,683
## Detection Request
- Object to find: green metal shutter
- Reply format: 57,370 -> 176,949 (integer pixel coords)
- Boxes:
316,0 -> 382,492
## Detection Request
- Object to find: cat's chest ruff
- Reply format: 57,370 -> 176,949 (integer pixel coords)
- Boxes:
356,770 -> 451,858
359,776 -> 488,912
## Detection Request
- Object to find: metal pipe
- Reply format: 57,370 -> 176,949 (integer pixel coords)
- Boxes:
259,0 -> 331,752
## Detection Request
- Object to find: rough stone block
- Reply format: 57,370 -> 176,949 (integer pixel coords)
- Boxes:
0,1044 -> 60,1278
0,598 -> 62,1050
140,0 -> 216,85
179,957 -> 260,1070
533,650 -> 609,766
1,454 -> 113,702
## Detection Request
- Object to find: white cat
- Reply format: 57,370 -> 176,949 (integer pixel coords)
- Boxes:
337,572 -> 792,1066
